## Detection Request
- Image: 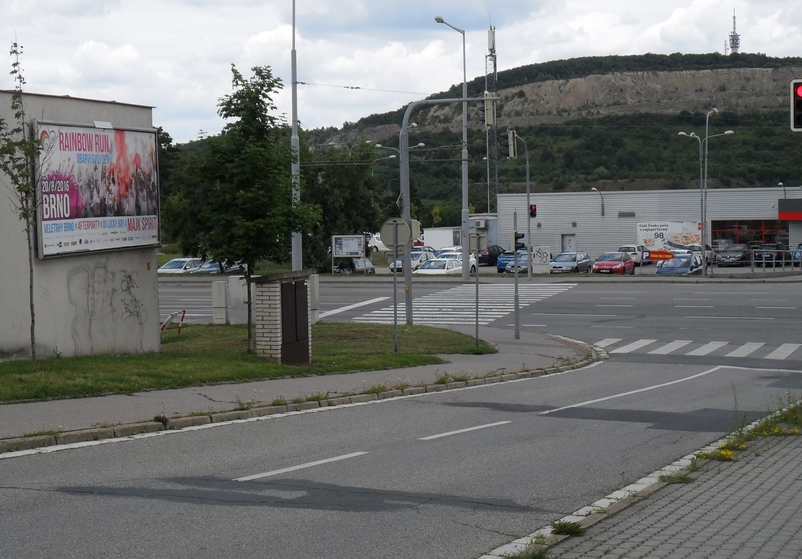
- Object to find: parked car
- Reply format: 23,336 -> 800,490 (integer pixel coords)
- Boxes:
592,252 -> 635,275
496,250 -> 527,273
190,260 -> 246,274
438,251 -> 477,273
434,246 -> 462,258
754,243 -> 791,266
412,244 -> 436,253
478,244 -> 506,266
793,243 -> 802,267
158,257 -> 204,274
368,232 -> 388,253
618,245 -> 650,265
504,253 -> 530,274
655,254 -> 704,276
412,258 -> 462,276
390,251 -> 433,273
716,244 -> 750,267
550,251 -> 592,273
684,244 -> 715,265
334,257 -> 376,274
711,239 -> 732,252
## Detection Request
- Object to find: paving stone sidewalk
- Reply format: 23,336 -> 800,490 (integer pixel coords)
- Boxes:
547,436 -> 802,559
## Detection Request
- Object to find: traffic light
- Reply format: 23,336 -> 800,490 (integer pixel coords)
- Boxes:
529,204 -> 537,218
511,230 -> 525,251
792,80 -> 802,132
507,130 -> 517,159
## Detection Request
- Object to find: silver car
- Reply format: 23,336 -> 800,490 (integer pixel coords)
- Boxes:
550,251 -> 592,273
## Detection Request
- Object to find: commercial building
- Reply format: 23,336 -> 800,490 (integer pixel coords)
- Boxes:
497,186 -> 802,258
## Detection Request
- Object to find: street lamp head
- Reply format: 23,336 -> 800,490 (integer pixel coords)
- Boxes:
709,108 -> 718,115
434,15 -> 444,23
591,187 -> 598,191
678,132 -> 688,137
724,130 -> 734,135
375,143 -> 383,148
388,154 -> 397,159
414,142 -> 425,148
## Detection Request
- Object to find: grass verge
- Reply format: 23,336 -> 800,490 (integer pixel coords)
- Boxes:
0,322 -> 495,403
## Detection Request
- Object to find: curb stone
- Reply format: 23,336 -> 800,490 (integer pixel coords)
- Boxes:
0,345 -> 601,455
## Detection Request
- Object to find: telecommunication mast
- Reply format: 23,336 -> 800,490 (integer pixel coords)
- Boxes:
728,9 -> 740,54
484,25 -> 498,214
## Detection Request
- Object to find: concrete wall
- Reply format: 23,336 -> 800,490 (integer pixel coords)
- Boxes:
0,91 -> 159,359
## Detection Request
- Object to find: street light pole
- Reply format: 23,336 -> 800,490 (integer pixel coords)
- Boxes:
591,187 -> 605,217
435,16 -> 470,280
290,0 -> 302,270
679,111 -> 734,277
510,131 -> 531,280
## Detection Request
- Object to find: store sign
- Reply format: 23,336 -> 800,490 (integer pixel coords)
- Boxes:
35,123 -> 159,258
637,222 -> 701,251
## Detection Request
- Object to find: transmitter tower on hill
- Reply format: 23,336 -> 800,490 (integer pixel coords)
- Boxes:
728,9 -> 740,54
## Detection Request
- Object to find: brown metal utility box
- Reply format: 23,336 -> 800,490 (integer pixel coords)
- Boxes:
252,270 -> 313,365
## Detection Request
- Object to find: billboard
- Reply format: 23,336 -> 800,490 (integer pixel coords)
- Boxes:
331,235 -> 365,258
637,222 -> 701,251
35,123 -> 159,257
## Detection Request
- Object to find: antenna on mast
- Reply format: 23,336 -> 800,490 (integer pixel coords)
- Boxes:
728,9 -> 740,54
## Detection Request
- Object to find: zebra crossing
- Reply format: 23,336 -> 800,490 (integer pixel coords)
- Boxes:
595,338 -> 802,362
352,283 -> 577,325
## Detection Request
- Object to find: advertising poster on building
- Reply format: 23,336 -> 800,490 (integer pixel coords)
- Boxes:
35,123 -> 159,257
637,222 -> 701,250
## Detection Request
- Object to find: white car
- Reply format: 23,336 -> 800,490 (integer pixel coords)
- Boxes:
684,244 -> 715,264
158,257 -> 204,274
412,258 -> 462,276
618,244 -> 650,265
437,251 -> 477,273
390,251 -> 433,273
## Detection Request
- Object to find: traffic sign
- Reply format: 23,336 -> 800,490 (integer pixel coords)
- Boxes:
649,250 -> 674,261
380,218 -> 411,247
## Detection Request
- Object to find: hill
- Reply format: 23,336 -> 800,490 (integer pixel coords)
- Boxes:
311,53 -> 802,225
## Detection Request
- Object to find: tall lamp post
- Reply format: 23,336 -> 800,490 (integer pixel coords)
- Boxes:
435,15 -> 470,280
679,109 -> 734,276
591,187 -> 605,216
290,0 -> 301,270
509,130 -> 531,280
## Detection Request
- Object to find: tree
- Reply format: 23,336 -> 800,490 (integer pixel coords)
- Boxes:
300,141 -> 383,271
164,64 -> 316,351
0,42 -> 42,359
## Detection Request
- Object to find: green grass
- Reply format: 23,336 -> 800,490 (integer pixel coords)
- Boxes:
0,322 -> 495,403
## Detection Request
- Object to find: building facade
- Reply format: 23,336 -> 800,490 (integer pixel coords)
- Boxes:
0,91 -> 160,359
497,186 -> 802,258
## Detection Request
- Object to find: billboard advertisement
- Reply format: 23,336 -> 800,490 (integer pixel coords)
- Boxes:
35,123 -> 159,257
331,235 -> 365,258
637,222 -> 702,251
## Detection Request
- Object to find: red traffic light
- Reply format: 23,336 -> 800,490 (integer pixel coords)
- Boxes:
793,80 -> 802,132
529,204 -> 537,218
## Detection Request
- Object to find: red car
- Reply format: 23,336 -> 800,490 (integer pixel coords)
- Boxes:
592,252 -> 635,275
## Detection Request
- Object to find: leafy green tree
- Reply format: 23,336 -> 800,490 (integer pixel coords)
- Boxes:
0,42 -> 42,359
164,64 -> 316,350
300,141 -> 382,271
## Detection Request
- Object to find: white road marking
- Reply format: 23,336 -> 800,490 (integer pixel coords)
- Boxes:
648,340 -> 693,355
765,344 -> 802,360
725,343 -> 765,358
540,366 -> 730,415
685,316 -> 773,321
320,297 -> 389,318
756,306 -> 796,310
685,341 -> 729,356
233,452 -> 368,482
419,421 -> 511,441
596,304 -> 633,307
610,339 -> 657,354
675,305 -> 713,308
594,338 -> 622,348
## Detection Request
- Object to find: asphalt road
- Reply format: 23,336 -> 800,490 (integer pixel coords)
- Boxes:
2,277 -> 798,558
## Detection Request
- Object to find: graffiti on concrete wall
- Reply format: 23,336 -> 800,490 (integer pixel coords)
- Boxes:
67,263 -> 149,354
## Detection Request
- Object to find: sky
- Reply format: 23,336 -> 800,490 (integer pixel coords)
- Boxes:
2,0 -> 801,144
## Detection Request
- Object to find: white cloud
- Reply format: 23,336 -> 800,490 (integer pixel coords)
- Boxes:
1,0 -> 800,143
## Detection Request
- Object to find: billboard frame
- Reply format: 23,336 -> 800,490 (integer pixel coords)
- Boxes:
33,120 -> 160,259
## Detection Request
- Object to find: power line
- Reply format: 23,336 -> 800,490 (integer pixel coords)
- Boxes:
297,81 -> 429,96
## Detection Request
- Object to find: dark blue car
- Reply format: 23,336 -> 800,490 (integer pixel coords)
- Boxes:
655,254 -> 703,276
